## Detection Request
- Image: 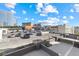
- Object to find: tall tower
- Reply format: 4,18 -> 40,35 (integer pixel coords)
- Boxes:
0,10 -> 16,26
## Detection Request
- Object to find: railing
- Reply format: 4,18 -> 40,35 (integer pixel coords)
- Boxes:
52,35 -> 79,48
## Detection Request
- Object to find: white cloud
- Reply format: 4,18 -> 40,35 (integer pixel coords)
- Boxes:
10,10 -> 16,14
38,20 -> 42,22
44,5 -> 59,14
40,13 -> 47,16
70,9 -> 74,12
74,4 -> 79,12
63,16 -> 74,20
22,10 -> 26,14
25,18 -> 28,20
63,16 -> 67,19
31,18 -> 34,20
15,16 -> 21,19
63,20 -> 68,24
5,3 -> 16,9
69,16 -> 74,19
37,3 -> 43,8
39,17 -> 60,25
36,3 -> 43,12
36,3 -> 59,16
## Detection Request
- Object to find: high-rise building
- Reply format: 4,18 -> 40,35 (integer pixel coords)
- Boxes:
0,10 -> 16,26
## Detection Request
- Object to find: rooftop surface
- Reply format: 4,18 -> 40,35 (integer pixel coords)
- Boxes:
23,49 -> 49,56
49,42 -> 79,56
0,33 -> 79,56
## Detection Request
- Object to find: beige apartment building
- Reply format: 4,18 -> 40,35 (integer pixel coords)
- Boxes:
74,26 -> 79,34
58,24 -> 74,34
49,24 -> 74,34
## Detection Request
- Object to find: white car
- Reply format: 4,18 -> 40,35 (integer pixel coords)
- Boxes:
20,30 -> 30,39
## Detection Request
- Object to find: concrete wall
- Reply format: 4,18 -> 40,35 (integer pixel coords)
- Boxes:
41,44 -> 59,56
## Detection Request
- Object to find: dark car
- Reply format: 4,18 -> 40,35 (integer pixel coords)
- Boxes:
36,30 -> 42,36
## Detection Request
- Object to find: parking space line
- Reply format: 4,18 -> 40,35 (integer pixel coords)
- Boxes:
64,46 -> 73,56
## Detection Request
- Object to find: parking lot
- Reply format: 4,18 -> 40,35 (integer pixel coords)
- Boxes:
0,33 -> 50,50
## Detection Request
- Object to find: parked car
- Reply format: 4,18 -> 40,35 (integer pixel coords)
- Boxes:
20,30 -> 30,39
15,32 -> 21,37
36,30 -> 42,36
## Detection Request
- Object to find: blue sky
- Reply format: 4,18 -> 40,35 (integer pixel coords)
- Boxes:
0,3 -> 79,26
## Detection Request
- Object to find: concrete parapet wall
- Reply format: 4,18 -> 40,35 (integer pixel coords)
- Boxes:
3,44 -> 36,56
41,31 -> 49,35
41,44 -> 59,56
0,40 -> 59,56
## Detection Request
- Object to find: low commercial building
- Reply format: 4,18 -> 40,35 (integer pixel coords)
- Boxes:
74,26 -> 79,34
49,24 -> 74,34
0,28 -> 9,40
58,24 -> 74,34
33,23 -> 42,31
48,26 -> 58,33
22,22 -> 33,30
